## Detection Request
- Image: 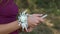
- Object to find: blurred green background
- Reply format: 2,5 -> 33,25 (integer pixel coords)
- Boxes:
15,0 -> 60,34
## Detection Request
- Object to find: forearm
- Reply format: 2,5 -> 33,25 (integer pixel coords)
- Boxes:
0,20 -> 21,34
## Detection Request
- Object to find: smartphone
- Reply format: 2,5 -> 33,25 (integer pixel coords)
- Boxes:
41,14 -> 48,18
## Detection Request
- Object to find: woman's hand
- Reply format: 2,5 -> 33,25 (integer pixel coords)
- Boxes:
28,14 -> 44,27
26,14 -> 45,32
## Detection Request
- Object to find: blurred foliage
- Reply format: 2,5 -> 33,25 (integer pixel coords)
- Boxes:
15,0 -> 60,34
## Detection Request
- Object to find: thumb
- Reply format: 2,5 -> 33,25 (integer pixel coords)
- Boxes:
27,27 -> 33,32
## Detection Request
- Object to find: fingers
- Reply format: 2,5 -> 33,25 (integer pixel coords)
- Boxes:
32,14 -> 43,17
27,27 -> 33,32
29,22 -> 38,28
32,14 -> 45,22
37,17 -> 45,22
27,14 -> 45,31
34,17 -> 45,26
30,17 -> 40,27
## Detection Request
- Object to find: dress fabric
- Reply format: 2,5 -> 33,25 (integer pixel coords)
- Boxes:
0,0 -> 19,34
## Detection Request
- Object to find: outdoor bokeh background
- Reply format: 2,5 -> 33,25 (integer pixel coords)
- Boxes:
15,0 -> 60,34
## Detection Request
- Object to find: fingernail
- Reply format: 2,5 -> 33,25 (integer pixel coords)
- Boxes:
39,14 -> 43,16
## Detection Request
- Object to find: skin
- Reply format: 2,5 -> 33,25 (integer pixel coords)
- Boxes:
0,21 -> 20,34
0,14 -> 44,34
0,0 -> 44,34
27,14 -> 44,32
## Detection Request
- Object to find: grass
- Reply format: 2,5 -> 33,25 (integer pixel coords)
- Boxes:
15,0 -> 60,34
18,8 -> 60,34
